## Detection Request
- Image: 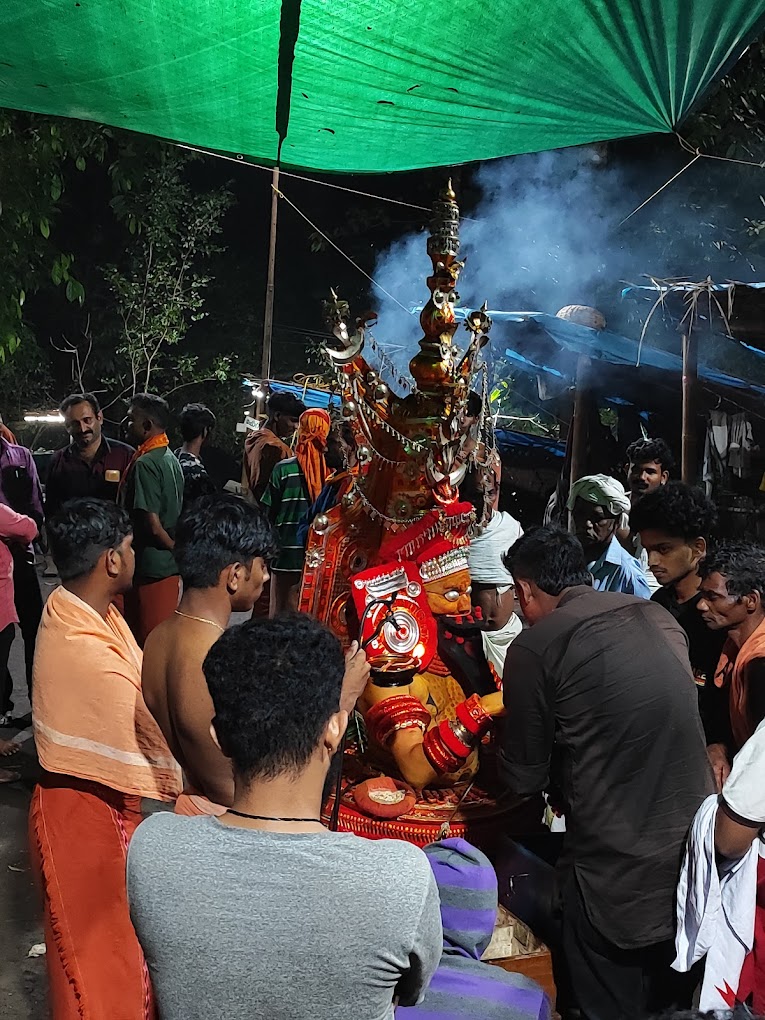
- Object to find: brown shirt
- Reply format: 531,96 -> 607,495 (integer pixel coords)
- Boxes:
499,585 -> 714,949
242,428 -> 291,503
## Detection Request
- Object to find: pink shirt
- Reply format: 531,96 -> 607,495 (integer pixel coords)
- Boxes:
0,504 -> 38,632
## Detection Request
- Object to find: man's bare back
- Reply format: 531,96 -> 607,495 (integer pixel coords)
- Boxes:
143,615 -> 234,808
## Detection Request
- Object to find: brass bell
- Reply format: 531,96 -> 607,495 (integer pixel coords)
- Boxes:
313,514 -> 330,534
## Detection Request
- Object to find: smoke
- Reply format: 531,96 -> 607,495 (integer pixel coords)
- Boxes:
367,146 -> 761,381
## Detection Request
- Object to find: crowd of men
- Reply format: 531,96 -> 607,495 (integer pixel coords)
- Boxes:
0,389 -> 763,1019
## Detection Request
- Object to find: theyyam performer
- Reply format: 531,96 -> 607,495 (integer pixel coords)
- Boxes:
299,184 -> 535,846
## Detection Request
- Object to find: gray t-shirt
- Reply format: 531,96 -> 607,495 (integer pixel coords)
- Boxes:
127,814 -> 442,1020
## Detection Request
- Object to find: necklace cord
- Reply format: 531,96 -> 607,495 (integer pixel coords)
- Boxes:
226,809 -> 322,823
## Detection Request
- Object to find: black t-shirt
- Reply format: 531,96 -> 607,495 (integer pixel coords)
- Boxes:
652,585 -> 730,747
499,586 -> 714,950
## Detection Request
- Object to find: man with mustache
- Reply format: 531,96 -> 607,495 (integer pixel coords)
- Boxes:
46,392 -> 134,520
697,543 -> 765,756
567,474 -> 651,597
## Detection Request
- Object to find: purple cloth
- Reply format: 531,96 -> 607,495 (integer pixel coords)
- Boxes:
0,439 -> 44,526
396,838 -> 551,1020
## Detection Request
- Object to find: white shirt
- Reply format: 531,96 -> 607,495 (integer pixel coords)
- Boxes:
723,716 -> 765,828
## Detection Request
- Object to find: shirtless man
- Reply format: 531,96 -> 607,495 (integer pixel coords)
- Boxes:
142,494 -> 278,814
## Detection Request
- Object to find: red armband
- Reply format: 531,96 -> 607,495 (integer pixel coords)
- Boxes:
455,693 -> 492,739
365,695 -> 431,747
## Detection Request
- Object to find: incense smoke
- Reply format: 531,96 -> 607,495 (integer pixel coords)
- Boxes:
367,146 -> 761,382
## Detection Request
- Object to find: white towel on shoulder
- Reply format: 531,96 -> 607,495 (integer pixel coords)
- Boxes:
469,511 -> 523,585
673,794 -> 758,1010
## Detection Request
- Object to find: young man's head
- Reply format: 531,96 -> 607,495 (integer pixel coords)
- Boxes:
60,392 -> 103,453
265,392 -> 306,440
175,495 -> 278,612
47,497 -> 135,595
567,474 -> 630,560
204,615 -> 347,789
423,837 -> 499,960
324,422 -> 356,472
698,542 -> 765,634
630,482 -> 717,589
180,403 -> 216,446
505,526 -> 592,625
625,438 -> 673,505
127,393 -> 171,446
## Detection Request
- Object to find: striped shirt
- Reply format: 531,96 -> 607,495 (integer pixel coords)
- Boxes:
260,457 -> 310,572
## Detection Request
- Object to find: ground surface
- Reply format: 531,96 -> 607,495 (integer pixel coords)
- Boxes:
0,570 -> 54,1020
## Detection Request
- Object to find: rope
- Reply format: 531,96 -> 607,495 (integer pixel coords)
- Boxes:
676,133 -> 765,170
618,155 -> 701,226
173,142 -> 479,217
275,186 -> 415,315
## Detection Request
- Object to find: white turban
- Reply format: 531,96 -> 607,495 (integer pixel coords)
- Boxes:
566,474 -> 631,517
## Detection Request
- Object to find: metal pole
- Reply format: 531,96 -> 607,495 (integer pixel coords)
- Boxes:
681,331 -> 697,484
261,166 -> 280,382
569,355 -> 590,489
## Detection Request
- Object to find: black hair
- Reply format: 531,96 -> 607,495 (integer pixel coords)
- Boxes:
59,392 -> 101,416
47,498 -> 132,581
130,392 -> 171,431
179,402 -> 216,442
630,482 -> 717,541
175,494 -> 279,589
267,391 -> 306,419
504,526 -> 592,596
626,437 -> 674,474
460,466 -> 487,522
700,540 -> 765,598
332,421 -> 355,447
204,614 -> 345,781
466,391 -> 482,418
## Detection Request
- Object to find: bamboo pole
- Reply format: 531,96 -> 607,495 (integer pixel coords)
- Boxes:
261,166 -> 280,382
681,331 -> 697,484
569,355 -> 591,489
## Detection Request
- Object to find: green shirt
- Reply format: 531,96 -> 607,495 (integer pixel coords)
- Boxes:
123,446 -> 184,580
260,457 -> 309,572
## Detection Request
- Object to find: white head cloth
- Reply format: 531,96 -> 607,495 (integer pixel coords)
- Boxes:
566,474 -> 631,517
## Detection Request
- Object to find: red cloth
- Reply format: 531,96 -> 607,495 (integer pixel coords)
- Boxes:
123,575 -> 181,647
738,854 -> 765,1014
29,774 -> 156,1019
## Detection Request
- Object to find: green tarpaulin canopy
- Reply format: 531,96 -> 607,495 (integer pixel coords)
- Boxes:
2,1 -> 764,173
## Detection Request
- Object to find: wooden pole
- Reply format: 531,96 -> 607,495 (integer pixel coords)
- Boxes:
261,166 -> 280,382
569,355 -> 591,489
681,331 -> 697,484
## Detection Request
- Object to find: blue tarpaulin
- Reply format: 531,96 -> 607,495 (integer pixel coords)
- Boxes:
475,310 -> 765,401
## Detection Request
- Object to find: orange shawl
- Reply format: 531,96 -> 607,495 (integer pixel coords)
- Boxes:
118,431 -> 170,497
32,586 -> 182,801
715,616 -> 765,750
295,408 -> 331,503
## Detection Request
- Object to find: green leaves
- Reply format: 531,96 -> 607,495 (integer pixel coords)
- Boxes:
39,217 -> 50,239
64,278 -> 85,304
